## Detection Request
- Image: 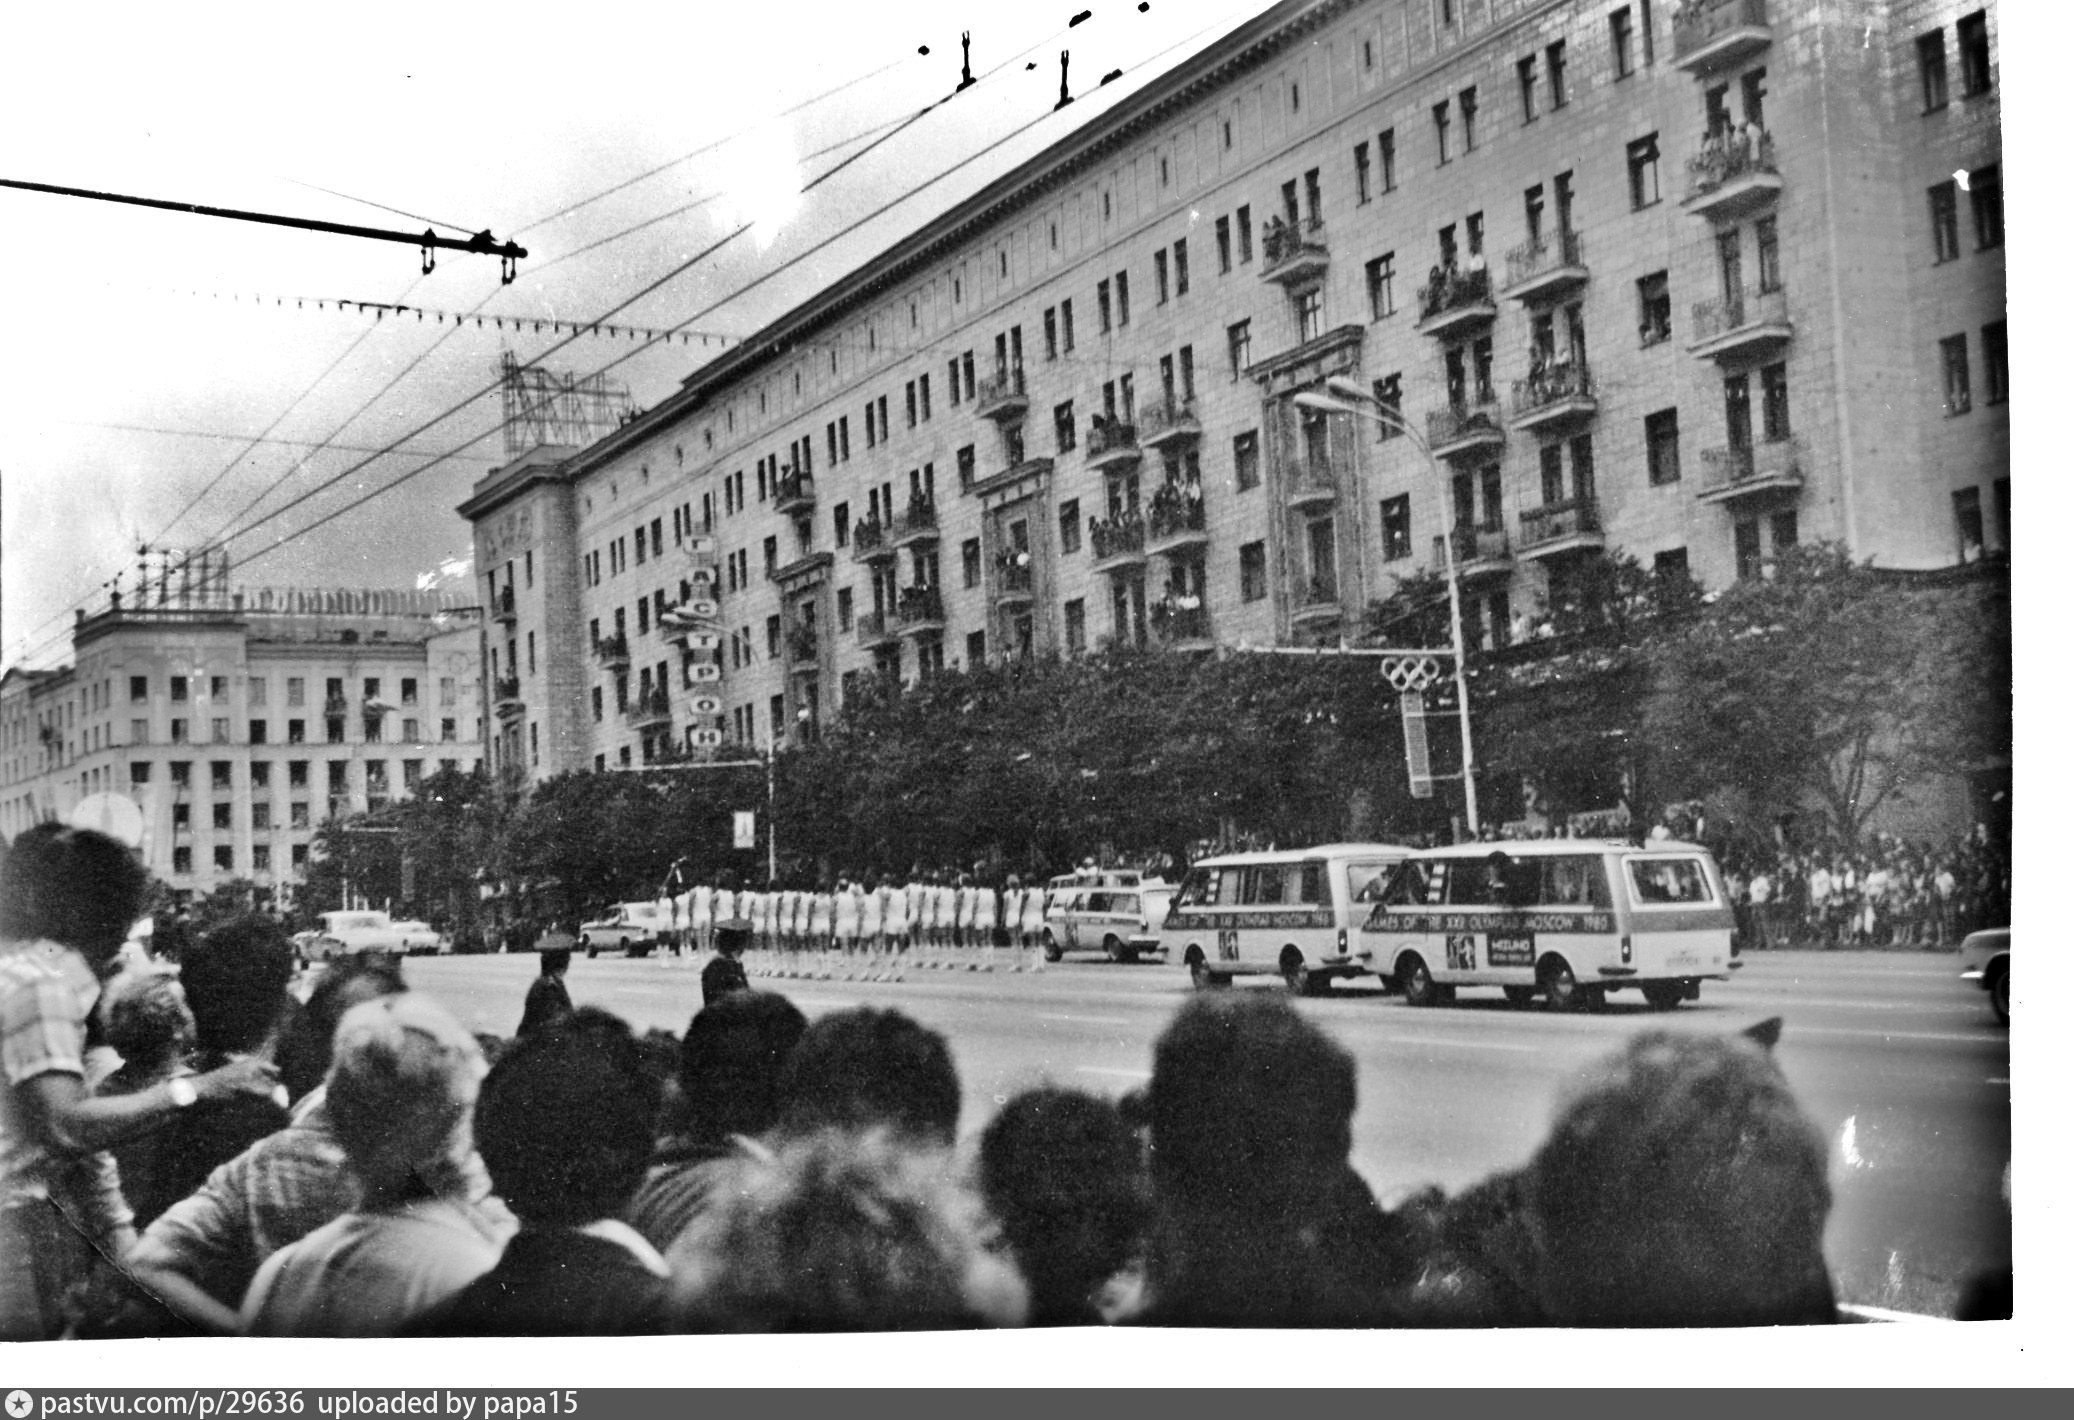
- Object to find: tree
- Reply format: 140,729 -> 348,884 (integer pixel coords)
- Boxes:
1641,544 -> 2003,848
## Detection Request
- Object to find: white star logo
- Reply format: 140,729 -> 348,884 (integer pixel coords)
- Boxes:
6,1391 -> 34,1419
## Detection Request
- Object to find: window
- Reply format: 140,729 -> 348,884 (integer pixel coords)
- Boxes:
1941,335 -> 1972,416
172,847 -> 192,875
1380,496 -> 1412,560
1378,130 -> 1396,193
1970,166 -> 2002,250
1610,6 -> 1635,78
1059,498 -> 1082,554
1234,430 -> 1260,490
169,675 -> 188,703
957,444 -> 977,490
1365,253 -> 1396,319
1982,320 -> 2008,405
1929,181 -> 1960,262
1760,362 -> 1792,440
1755,216 -> 1781,293
1060,300 -> 1075,353
1227,319 -> 1252,379
966,630 -> 987,668
1115,270 -> 1130,326
1098,278 -> 1112,332
1518,54 -> 1538,122
1459,86 -> 1478,151
1055,401 -> 1077,452
1953,487 -> 1985,558
1355,141 -> 1372,203
1064,599 -> 1087,655
1154,249 -> 1169,304
248,719 -> 267,744
1627,133 -> 1661,209
1216,215 -> 1232,272
962,539 -> 983,589
1548,40 -> 1567,107
1295,287 -> 1324,343
1044,307 -> 1058,359
1646,409 -> 1681,484
1373,375 -> 1403,439
1957,11 -> 1991,97
1237,204 -> 1253,263
1239,541 -> 1268,602
1173,239 -> 1189,296
1433,100 -> 1451,164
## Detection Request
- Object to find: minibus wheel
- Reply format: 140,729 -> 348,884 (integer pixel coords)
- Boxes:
1398,954 -> 1439,1007
1540,956 -> 1585,1011
1990,965 -> 2009,1024
1280,949 -> 1324,997
1186,950 -> 1225,990
1104,934 -> 1125,963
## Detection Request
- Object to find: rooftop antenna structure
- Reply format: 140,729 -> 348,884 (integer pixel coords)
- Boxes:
131,545 -> 233,610
958,31 -> 977,91
498,351 -> 635,456
1056,50 -> 1074,110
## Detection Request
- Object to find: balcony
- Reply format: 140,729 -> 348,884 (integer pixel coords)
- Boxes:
786,622 -> 823,666
891,499 -> 940,549
994,556 -> 1036,608
774,470 -> 817,516
1414,265 -> 1497,339
1150,598 -> 1213,651
490,588 -> 517,626
492,677 -> 524,721
970,454 -> 1054,503
625,691 -> 671,729
1671,0 -> 1772,73
1510,361 -> 1598,432
1435,525 -> 1516,581
1287,463 -> 1338,511
855,610 -> 898,650
850,518 -> 895,565
1140,397 -> 1202,451
1084,414 -> 1141,473
770,550 -> 834,586
975,368 -> 1029,423
893,584 -> 946,635
1259,215 -> 1330,287
1425,400 -> 1506,459
1682,130 -> 1782,222
1145,489 -> 1209,557
1291,575 -> 1342,628
594,632 -> 630,670
322,695 -> 350,717
1688,286 -> 1792,363
1501,230 -> 1589,304
1698,435 -> 1806,505
1517,498 -> 1606,560
1089,513 -> 1148,572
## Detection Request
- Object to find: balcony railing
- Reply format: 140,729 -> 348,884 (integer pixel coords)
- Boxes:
1089,513 -> 1147,565
995,557 -> 1035,601
975,367 -> 1028,422
1688,285 -> 1792,360
1292,574 -> 1341,622
491,588 -> 517,624
893,584 -> 945,631
1260,215 -> 1330,284
594,632 -> 630,668
892,499 -> 939,546
1085,415 -> 1140,467
1437,524 -> 1515,575
855,610 -> 896,648
322,695 -> 349,716
1139,396 -> 1202,449
625,691 -> 670,727
1518,497 -> 1605,554
1502,230 -> 1588,302
1150,599 -> 1211,647
1699,435 -> 1806,503
1671,0 -> 1772,72
1510,360 -> 1597,428
851,518 -> 893,563
786,626 -> 821,664
1287,462 -> 1338,509
1426,399 -> 1506,456
1414,264 -> 1496,336
1683,128 -> 1782,219
1146,489 -> 1207,549
774,470 -> 816,513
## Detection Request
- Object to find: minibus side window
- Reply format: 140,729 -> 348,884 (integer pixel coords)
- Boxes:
1083,891 -> 1111,913
1445,858 -> 1497,906
1379,861 -> 1434,907
1297,862 -> 1325,904
1627,857 -> 1714,905
1541,856 -> 1612,909
1176,870 -> 1216,907
1349,862 -> 1393,902
1254,867 -> 1286,905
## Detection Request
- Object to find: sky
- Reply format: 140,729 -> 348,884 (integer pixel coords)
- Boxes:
0,0 -> 1274,669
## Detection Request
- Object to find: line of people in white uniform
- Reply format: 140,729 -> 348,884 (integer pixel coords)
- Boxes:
663,874 -> 1054,981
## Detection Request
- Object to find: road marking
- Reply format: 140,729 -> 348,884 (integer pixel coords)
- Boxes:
1074,1065 -> 1152,1080
1038,1013 -> 1134,1027
1386,1035 -> 1538,1054
1795,1025 -> 1999,1046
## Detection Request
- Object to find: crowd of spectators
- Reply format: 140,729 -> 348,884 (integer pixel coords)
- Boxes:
1708,823 -> 2008,951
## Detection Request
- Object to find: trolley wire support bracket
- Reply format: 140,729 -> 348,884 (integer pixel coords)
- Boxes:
0,176 -> 527,281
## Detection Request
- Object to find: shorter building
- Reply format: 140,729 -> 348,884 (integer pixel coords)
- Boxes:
0,583 -> 484,904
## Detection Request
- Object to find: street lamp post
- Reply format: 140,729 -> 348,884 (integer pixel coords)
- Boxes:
1291,381 -> 1481,835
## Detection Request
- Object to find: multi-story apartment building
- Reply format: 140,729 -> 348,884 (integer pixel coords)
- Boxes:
0,584 -> 484,902
460,0 -> 2004,785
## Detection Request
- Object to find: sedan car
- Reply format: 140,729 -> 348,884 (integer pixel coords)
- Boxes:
390,920 -> 447,955
1043,882 -> 1175,963
1958,927 -> 2009,1025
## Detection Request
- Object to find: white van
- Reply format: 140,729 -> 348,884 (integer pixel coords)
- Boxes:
1360,839 -> 1741,1010
580,902 -> 670,958
1160,843 -> 1415,993
1043,880 -> 1176,963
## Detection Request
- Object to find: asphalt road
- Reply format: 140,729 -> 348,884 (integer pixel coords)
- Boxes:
400,945 -> 2011,1320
